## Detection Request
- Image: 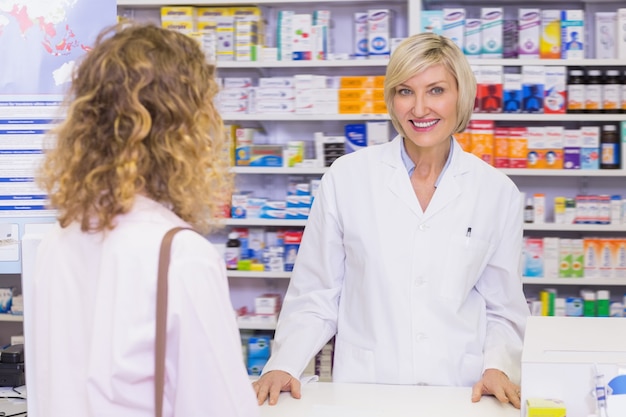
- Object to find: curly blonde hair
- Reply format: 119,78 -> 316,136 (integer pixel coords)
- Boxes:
38,23 -> 232,234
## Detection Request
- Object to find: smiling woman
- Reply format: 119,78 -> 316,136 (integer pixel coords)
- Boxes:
252,32 -> 529,412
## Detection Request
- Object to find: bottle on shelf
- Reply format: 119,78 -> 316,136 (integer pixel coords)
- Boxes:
524,197 -> 534,223
600,124 -> 620,169
225,232 -> 242,270
584,69 -> 603,114
602,69 -> 621,114
566,68 -> 585,114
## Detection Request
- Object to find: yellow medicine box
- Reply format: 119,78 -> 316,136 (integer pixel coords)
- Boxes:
526,398 -> 566,417
160,7 -> 196,21
161,21 -> 195,34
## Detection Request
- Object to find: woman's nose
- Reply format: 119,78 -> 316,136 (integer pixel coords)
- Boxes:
412,95 -> 428,117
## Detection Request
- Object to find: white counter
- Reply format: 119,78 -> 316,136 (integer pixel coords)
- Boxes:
259,382 -> 520,417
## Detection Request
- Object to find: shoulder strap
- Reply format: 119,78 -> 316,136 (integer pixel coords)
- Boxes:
155,226 -> 192,417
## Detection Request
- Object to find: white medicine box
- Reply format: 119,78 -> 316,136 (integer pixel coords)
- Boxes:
521,316 -> 626,417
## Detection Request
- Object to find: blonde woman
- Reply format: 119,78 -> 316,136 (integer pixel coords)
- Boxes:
29,23 -> 259,417
254,32 -> 529,409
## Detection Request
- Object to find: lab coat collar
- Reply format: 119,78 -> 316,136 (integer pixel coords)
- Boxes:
381,135 -> 471,221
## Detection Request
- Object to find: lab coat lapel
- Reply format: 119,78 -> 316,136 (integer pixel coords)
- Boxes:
421,139 -> 470,222
382,136 -> 423,217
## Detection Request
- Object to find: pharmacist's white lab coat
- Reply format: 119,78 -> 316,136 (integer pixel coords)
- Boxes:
263,135 -> 530,386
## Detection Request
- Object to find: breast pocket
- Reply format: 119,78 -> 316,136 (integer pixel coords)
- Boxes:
439,234 -> 492,303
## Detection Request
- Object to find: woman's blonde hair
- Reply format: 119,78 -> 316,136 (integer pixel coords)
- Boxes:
38,23 -> 232,234
384,33 -> 476,139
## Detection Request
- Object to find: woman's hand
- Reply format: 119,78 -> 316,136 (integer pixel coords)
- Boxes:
471,368 -> 521,409
252,370 -> 301,406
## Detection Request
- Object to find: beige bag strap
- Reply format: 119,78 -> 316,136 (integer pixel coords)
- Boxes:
156,227 -> 191,417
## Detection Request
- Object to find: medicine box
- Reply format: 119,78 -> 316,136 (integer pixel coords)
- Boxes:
618,8 -> 626,59
522,66 -> 545,113
292,14 -> 312,60
518,9 -> 540,58
463,18 -> 481,58
442,8 -> 466,51
368,9 -> 392,58
561,10 -> 584,59
540,10 -> 561,59
503,73 -> 522,113
353,12 -> 368,58
420,10 -> 443,35
480,8 -> 503,58
580,126 -> 600,170
595,12 -> 617,59
544,66 -> 566,114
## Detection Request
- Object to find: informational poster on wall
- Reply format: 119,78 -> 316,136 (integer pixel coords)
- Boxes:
0,0 -> 116,273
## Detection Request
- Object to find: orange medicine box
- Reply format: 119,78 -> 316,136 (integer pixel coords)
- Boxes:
494,127 -> 510,168
455,130 -> 471,152
372,100 -> 387,114
469,120 -> 494,165
338,88 -> 384,102
508,126 -> 528,168
339,75 -> 385,89
338,101 -> 374,114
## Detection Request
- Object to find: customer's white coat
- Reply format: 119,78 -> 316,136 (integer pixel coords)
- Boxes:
263,136 -> 529,386
28,196 -> 259,417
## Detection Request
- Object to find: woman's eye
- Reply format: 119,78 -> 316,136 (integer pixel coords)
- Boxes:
397,88 -> 412,96
430,86 -> 444,95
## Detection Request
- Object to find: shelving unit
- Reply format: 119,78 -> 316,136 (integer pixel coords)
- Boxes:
115,0 -> 626,314
0,314 -> 23,323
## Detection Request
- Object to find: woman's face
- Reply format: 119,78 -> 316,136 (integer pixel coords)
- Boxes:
393,64 -> 458,149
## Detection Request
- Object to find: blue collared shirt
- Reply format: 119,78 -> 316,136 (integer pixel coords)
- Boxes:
400,137 -> 454,188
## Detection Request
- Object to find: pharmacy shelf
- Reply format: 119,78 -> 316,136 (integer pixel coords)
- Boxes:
523,223 -> 626,232
0,314 -> 23,323
222,113 -> 625,122
215,59 -> 626,68
465,59 -> 626,67
238,322 -> 276,330
233,166 -> 327,175
223,218 -> 308,227
230,273 -> 626,286
217,60 -> 389,69
502,168 -> 626,177
471,113 -> 626,122
233,167 -> 626,177
222,113 -> 390,121
119,0 -> 404,6
228,271 -> 291,279
523,277 -> 626,286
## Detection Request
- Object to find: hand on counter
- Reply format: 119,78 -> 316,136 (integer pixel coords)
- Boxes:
471,368 -> 521,409
252,370 -> 301,406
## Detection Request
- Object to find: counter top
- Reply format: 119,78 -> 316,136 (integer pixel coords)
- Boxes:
259,382 -> 520,417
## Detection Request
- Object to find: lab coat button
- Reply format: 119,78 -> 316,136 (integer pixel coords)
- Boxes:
418,224 -> 426,231
414,277 -> 425,286
415,333 -> 427,342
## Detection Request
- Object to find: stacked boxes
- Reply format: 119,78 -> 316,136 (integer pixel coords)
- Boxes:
160,6 -> 196,35
253,77 -> 296,114
338,75 -> 386,114
196,7 -> 232,61
247,336 -> 271,376
162,6 -> 264,62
